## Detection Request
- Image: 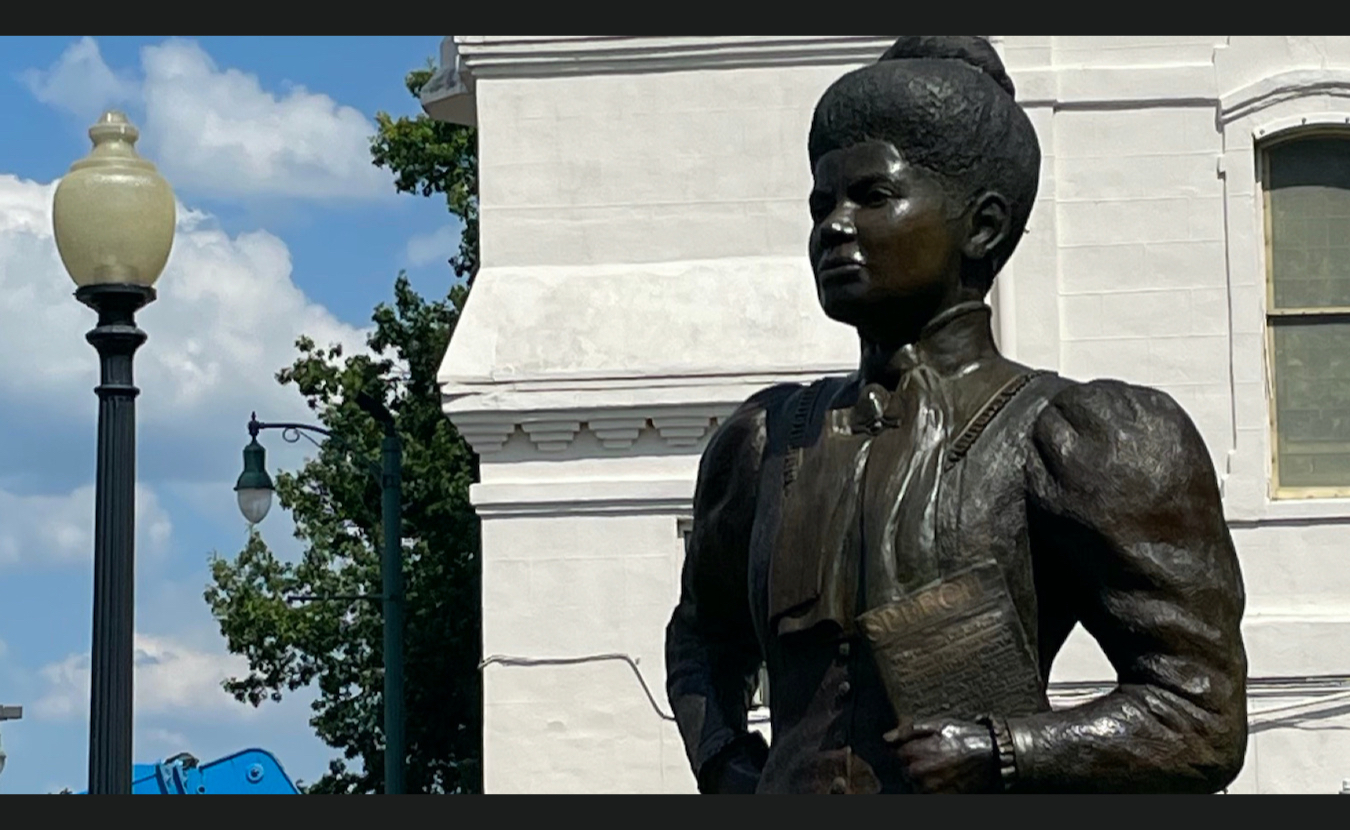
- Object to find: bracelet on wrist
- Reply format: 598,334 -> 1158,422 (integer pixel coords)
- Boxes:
977,714 -> 1018,793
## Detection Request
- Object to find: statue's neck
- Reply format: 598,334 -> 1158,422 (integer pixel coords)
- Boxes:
858,301 -> 998,390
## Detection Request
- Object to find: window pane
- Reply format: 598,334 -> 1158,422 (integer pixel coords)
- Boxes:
1272,320 -> 1350,488
1267,137 -> 1350,309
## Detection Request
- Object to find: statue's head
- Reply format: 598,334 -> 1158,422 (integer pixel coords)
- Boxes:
807,36 -> 1041,341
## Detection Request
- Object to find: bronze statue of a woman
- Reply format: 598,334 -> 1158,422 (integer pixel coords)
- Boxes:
664,35 -> 1248,794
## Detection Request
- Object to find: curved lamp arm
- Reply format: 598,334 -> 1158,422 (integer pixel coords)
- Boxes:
247,391 -> 396,482
247,416 -> 381,481
236,392 -> 398,526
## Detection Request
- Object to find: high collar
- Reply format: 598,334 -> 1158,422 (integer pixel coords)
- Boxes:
861,301 -> 999,385
847,302 -> 1000,434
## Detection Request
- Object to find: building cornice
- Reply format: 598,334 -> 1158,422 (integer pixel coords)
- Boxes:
459,36 -> 898,78
420,37 -> 476,125
421,36 -> 900,125
426,38 -> 1350,126
442,366 -> 858,458
420,36 -> 1238,125
441,369 -> 840,412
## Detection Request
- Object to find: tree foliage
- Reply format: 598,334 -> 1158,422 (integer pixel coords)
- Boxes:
204,61 -> 481,794
372,62 -> 479,283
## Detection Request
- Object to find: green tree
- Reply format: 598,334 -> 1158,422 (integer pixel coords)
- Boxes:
373,61 -> 478,283
203,63 -> 482,794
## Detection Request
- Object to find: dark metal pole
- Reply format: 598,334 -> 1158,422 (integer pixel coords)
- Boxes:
380,427 -> 405,795
256,392 -> 406,794
357,390 -> 405,796
77,283 -> 155,796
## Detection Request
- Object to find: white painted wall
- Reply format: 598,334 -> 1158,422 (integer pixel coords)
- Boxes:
425,36 -> 1350,794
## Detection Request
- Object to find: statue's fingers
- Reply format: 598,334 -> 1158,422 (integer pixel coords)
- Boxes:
884,716 -> 939,745
892,736 -> 944,770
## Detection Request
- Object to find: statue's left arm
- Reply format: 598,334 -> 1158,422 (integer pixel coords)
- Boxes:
1007,379 -> 1249,793
665,385 -> 795,793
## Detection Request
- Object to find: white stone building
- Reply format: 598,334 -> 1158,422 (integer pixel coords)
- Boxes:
420,36 -> 1350,794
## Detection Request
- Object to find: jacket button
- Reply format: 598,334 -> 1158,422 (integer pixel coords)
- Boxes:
830,777 -> 847,794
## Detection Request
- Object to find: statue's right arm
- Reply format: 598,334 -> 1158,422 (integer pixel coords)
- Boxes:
664,384 -> 795,794
1007,379 -> 1248,793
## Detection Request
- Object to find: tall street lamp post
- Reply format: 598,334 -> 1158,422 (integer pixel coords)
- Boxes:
52,111 -> 176,795
234,391 -> 405,795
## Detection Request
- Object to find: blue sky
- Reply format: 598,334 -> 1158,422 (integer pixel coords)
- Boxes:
0,35 -> 460,793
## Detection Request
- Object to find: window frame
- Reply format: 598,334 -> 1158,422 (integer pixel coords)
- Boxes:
1260,128 -> 1350,499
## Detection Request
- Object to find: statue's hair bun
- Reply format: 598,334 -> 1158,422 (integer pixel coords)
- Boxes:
878,36 -> 1016,101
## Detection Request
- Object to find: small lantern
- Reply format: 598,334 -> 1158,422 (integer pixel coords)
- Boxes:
235,436 -> 275,525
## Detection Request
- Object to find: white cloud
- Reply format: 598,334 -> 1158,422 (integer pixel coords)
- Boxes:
0,484 -> 171,571
32,633 -> 254,722
18,37 -> 138,124
405,224 -> 461,268
21,37 -> 392,202
0,173 -> 371,478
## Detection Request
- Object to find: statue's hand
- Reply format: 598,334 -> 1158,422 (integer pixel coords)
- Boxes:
884,718 -> 1000,794
711,752 -> 763,794
699,734 -> 767,794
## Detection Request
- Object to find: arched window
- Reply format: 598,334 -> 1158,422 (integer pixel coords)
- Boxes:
1262,133 -> 1350,495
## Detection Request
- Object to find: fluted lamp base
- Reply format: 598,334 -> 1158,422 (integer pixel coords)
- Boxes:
77,281 -> 155,796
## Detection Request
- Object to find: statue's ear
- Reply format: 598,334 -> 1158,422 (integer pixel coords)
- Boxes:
962,191 -> 1011,264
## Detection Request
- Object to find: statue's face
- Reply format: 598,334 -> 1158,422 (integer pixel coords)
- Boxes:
808,139 -> 965,336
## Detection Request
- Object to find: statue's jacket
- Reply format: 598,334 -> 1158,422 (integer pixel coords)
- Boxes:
665,302 -> 1249,794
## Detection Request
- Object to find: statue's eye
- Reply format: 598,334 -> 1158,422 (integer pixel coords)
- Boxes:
848,177 -> 898,207
864,186 -> 897,206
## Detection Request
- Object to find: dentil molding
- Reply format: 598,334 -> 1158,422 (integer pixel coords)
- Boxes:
449,404 -> 737,457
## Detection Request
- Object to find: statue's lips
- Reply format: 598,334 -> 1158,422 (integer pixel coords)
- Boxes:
816,262 -> 866,285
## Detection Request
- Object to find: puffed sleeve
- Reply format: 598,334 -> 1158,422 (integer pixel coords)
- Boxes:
1009,379 -> 1249,793
665,383 -> 797,793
